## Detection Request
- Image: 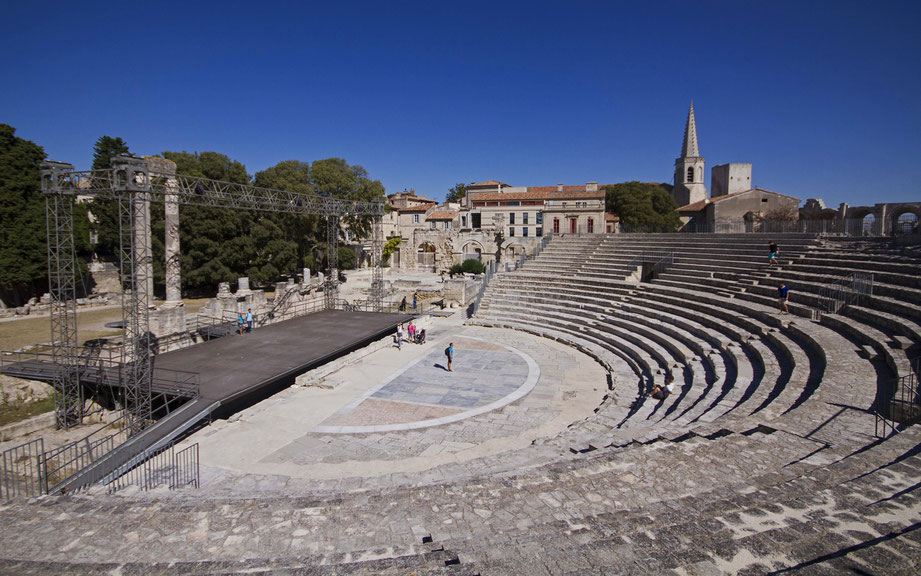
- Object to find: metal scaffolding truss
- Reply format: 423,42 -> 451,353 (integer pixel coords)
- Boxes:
41,156 -> 385,431
43,163 -> 83,429
325,215 -> 339,310
370,215 -> 384,311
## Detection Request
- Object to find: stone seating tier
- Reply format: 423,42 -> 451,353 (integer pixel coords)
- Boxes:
650,266 -> 918,378
2,421 -> 916,574
477,276 -> 813,429
2,234 -> 916,574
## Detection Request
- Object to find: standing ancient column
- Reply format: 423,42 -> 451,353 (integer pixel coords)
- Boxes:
144,156 -> 182,305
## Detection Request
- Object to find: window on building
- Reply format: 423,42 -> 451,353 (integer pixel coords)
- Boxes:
687,167 -> 694,182
509,213 -> 515,224
523,212 -> 528,224
536,212 -> 543,224
430,221 -> 436,229
536,227 -> 543,237
461,215 -> 467,227
413,214 -> 420,223
509,227 -> 515,237
442,221 -> 449,229
587,218 -> 594,234
522,227 -> 528,237
553,218 -> 560,234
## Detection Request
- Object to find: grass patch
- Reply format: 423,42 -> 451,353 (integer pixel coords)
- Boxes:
0,395 -> 55,427
0,295 -> 218,351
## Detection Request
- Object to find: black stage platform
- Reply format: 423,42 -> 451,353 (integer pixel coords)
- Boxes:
5,309 -> 414,489
156,308 -> 413,408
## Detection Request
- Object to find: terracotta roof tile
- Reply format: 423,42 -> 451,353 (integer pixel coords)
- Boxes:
472,189 -> 605,202
399,202 -> 438,212
426,211 -> 458,220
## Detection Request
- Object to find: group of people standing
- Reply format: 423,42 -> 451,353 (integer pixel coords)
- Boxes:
394,322 -> 451,371
237,308 -> 254,335
395,321 -> 425,350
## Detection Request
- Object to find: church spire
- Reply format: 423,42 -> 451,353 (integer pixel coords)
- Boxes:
680,101 -> 700,158
672,101 -> 707,206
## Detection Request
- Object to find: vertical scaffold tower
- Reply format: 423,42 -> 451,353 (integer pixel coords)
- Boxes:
370,215 -> 384,311
42,162 -> 83,429
325,215 -> 339,310
40,156 -> 386,432
114,158 -> 155,433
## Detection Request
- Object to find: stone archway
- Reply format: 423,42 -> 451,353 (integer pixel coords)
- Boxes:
847,206 -> 877,236
890,206 -> 921,236
504,242 -> 526,260
462,241 -> 484,261
416,242 -> 436,271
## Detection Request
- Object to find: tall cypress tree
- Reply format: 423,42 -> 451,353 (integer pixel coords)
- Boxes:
89,136 -> 132,259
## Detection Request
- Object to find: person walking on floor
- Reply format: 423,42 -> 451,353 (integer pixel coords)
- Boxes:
445,342 -> 454,371
237,312 -> 245,335
768,241 -> 779,267
413,294 -> 418,311
396,323 -> 403,350
246,308 -> 253,333
778,282 -> 790,315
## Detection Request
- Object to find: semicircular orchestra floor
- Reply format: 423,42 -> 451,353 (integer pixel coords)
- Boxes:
315,336 -> 539,433
187,325 -> 611,490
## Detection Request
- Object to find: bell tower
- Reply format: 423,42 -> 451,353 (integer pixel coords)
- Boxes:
672,101 -> 707,206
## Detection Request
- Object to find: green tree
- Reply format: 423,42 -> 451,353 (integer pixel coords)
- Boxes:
162,151 -> 255,293
603,182 -> 680,233
309,158 -> 385,241
337,246 -> 357,270
382,237 -> 401,263
0,124 -> 47,306
89,136 -> 132,259
91,136 -> 130,170
253,160 -> 321,279
446,182 -> 468,204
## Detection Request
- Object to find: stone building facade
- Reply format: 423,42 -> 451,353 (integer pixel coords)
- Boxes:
672,104 -> 802,230
711,163 -> 752,198
384,181 -> 607,273
677,187 -> 801,229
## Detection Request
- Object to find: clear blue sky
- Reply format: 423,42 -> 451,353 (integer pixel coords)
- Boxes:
3,1 -> 919,206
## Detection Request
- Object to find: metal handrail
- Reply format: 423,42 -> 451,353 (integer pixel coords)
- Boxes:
876,357 -> 921,437
0,438 -> 45,501
1,350 -> 199,398
670,217 -> 913,236
105,442 -> 199,493
468,260 -> 498,318
817,272 -> 874,314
